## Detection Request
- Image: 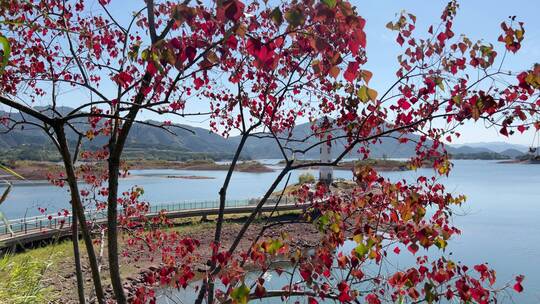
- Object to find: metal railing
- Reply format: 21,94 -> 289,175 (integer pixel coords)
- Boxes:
0,198 -> 293,237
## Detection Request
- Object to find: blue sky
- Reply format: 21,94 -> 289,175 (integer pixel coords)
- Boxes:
353,0 -> 540,145
155,0 -> 539,145
5,0 -> 538,145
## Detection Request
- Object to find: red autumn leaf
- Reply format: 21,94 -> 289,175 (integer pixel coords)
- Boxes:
458,42 -> 467,53
344,61 -> 359,83
514,275 -> 525,292
221,0 -> 245,21
185,46 -> 197,62
408,243 -> 419,255
437,32 -> 447,44
349,29 -> 367,55
246,38 -> 276,68
365,293 -> 381,304
514,282 -> 524,293
396,34 -> 405,46
337,281 -> 352,302
256,45 -> 273,62
398,98 -> 411,110
474,264 -> 488,274
338,292 -> 352,302
194,78 -> 204,89
170,38 -> 181,49
146,62 -> 157,75
300,269 -> 311,281
226,34 -> 238,49
115,71 -> 133,88
254,284 -> 266,298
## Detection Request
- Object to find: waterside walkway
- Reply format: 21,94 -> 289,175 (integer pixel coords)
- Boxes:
0,198 -> 305,249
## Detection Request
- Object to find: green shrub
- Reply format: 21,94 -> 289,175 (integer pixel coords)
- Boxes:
298,172 -> 316,184
0,254 -> 52,303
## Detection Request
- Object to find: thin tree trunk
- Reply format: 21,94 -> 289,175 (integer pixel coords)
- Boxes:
205,132 -> 250,304
105,66 -> 157,304
71,203 -> 86,304
56,126 -> 106,304
105,69 -> 153,304
97,228 -> 106,273
106,155 -> 126,304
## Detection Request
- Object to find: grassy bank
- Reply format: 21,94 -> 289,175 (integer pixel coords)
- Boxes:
1,211 -> 311,302
0,241 -> 73,303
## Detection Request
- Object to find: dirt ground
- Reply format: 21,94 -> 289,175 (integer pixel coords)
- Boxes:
44,213 -> 320,303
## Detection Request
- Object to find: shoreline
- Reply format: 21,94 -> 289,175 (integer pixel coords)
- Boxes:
4,158 -> 534,182
2,212 -> 320,302
164,175 -> 216,179
498,159 -> 540,164
1,159 -> 410,182
127,159 -> 275,173
1,160 -> 275,181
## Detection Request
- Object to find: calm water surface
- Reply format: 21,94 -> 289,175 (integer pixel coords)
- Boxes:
1,160 -> 539,302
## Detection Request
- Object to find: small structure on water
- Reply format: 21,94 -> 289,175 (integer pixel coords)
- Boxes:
319,142 -> 333,184
319,118 -> 334,184
526,132 -> 540,164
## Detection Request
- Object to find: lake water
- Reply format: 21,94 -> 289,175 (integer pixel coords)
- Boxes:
1,160 -> 539,302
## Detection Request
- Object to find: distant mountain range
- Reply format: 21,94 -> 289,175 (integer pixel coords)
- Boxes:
453,142 -> 529,153
0,107 -> 528,161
